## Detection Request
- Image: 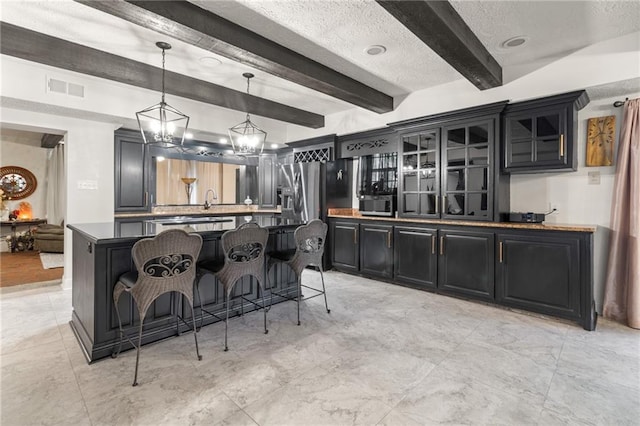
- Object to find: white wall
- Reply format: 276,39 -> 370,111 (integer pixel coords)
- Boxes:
1,108 -> 118,288
0,139 -> 48,219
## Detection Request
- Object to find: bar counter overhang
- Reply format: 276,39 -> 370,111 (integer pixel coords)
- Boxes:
68,214 -> 305,363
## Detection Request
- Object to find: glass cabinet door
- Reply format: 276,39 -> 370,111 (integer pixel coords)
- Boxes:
441,121 -> 491,219
505,107 -> 567,169
399,129 -> 440,217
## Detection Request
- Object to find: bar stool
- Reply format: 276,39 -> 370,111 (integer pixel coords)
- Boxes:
267,219 -> 330,326
196,222 -> 269,351
112,229 -> 203,386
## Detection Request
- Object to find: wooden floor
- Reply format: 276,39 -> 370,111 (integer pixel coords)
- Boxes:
0,251 -> 64,287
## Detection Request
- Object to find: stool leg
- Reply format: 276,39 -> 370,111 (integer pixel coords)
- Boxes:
296,274 -> 301,326
319,268 -> 330,314
112,296 -> 124,359
176,293 -> 181,336
224,291 -> 230,352
190,303 -> 202,361
262,284 -> 269,334
195,277 -> 204,332
132,321 -> 143,387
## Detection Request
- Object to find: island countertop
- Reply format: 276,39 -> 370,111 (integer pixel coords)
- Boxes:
68,214 -> 305,244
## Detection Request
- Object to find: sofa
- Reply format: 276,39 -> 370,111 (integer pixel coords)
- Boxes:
34,223 -> 64,253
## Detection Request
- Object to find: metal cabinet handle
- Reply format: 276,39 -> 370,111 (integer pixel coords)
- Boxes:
431,235 -> 435,254
440,236 -> 444,255
354,228 -> 357,244
144,191 -> 148,207
499,241 -> 503,263
442,196 -> 446,214
559,134 -> 565,157
387,231 -> 391,248
435,195 -> 439,214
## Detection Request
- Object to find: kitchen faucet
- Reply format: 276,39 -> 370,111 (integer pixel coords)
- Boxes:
203,189 -> 218,210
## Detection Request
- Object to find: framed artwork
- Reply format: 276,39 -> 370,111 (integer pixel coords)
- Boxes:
586,115 -> 616,166
0,166 -> 37,200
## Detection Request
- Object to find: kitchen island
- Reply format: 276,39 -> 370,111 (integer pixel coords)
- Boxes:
68,214 -> 304,363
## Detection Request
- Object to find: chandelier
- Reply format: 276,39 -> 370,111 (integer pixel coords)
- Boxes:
136,42 -> 190,148
228,73 -> 266,156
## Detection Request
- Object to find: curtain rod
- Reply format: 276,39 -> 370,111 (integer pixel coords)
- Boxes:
613,97 -> 629,108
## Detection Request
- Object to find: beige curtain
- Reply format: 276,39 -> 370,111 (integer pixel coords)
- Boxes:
603,98 -> 640,329
45,143 -> 65,225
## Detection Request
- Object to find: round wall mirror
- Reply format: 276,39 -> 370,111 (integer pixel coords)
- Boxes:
0,166 -> 37,200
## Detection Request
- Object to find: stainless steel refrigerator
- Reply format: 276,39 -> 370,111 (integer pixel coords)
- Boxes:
278,159 -> 352,222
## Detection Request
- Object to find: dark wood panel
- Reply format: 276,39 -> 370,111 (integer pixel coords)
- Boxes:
376,0 -> 502,90
76,0 -> 393,113
438,229 -> 494,299
0,21 -> 323,128
394,226 -> 437,289
360,224 -> 393,279
330,221 -> 359,272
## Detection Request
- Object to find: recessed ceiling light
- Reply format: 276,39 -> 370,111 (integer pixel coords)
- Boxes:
219,137 -> 228,144
501,36 -> 528,49
271,143 -> 279,149
225,149 -> 234,154
185,132 -> 194,139
364,45 -> 387,56
156,156 -> 165,162
199,57 -> 222,66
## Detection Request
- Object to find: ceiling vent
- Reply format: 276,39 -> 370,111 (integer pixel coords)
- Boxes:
46,76 -> 85,99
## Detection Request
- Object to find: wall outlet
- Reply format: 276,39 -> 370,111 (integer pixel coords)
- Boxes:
588,171 -> 601,185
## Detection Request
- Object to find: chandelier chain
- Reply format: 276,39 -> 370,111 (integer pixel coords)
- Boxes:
161,48 -> 166,104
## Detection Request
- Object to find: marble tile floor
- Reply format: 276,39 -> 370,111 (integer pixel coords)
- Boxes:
1,271 -> 639,425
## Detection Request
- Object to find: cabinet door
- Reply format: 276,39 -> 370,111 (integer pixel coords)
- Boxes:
496,233 -> 580,320
115,131 -> 150,212
360,224 -> 393,279
441,120 -> 493,220
399,128 -> 440,218
258,154 -> 277,208
505,107 -> 567,170
330,221 -> 359,272
438,229 -> 494,300
394,226 -> 437,289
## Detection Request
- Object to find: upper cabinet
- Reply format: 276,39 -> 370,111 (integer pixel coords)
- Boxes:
503,90 -> 590,173
336,127 -> 398,158
115,129 -> 151,212
390,101 -> 509,222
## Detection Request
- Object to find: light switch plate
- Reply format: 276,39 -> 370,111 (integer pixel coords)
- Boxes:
77,180 -> 98,190
587,171 -> 601,185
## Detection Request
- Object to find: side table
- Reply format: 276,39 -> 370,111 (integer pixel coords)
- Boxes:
0,219 -> 47,252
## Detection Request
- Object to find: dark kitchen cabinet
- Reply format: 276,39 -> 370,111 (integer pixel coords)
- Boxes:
360,223 -> 393,279
496,232 -> 581,321
258,154 -> 277,208
438,228 -> 495,300
330,220 -> 359,273
503,90 -> 589,173
394,226 -> 437,289
115,129 -> 151,212
390,102 -> 509,222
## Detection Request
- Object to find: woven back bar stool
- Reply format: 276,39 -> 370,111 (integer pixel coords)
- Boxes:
268,219 -> 330,325
196,222 -> 269,351
112,229 -> 203,386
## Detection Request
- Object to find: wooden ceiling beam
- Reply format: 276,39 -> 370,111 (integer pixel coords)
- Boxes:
75,0 -> 394,113
41,133 -> 64,148
376,0 -> 502,90
0,22 -> 324,128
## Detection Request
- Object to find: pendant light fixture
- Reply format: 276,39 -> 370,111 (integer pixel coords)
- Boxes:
228,73 -> 266,156
136,42 -> 190,148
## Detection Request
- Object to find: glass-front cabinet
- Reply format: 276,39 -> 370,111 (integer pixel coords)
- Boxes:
442,121 -> 491,219
401,128 -> 440,216
392,101 -> 508,222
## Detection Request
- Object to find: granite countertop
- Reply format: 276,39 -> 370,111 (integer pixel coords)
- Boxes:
115,205 -> 281,219
327,210 -> 596,233
69,214 -> 304,243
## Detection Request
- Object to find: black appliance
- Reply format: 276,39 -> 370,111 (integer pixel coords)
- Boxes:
358,153 -> 397,216
507,212 -> 546,223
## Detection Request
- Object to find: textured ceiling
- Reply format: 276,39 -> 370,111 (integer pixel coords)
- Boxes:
1,0 -> 639,123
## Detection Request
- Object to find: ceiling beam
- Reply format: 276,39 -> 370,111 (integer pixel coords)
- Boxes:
41,133 -> 64,148
376,0 -> 502,90
0,22 -> 324,128
75,0 -> 394,113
